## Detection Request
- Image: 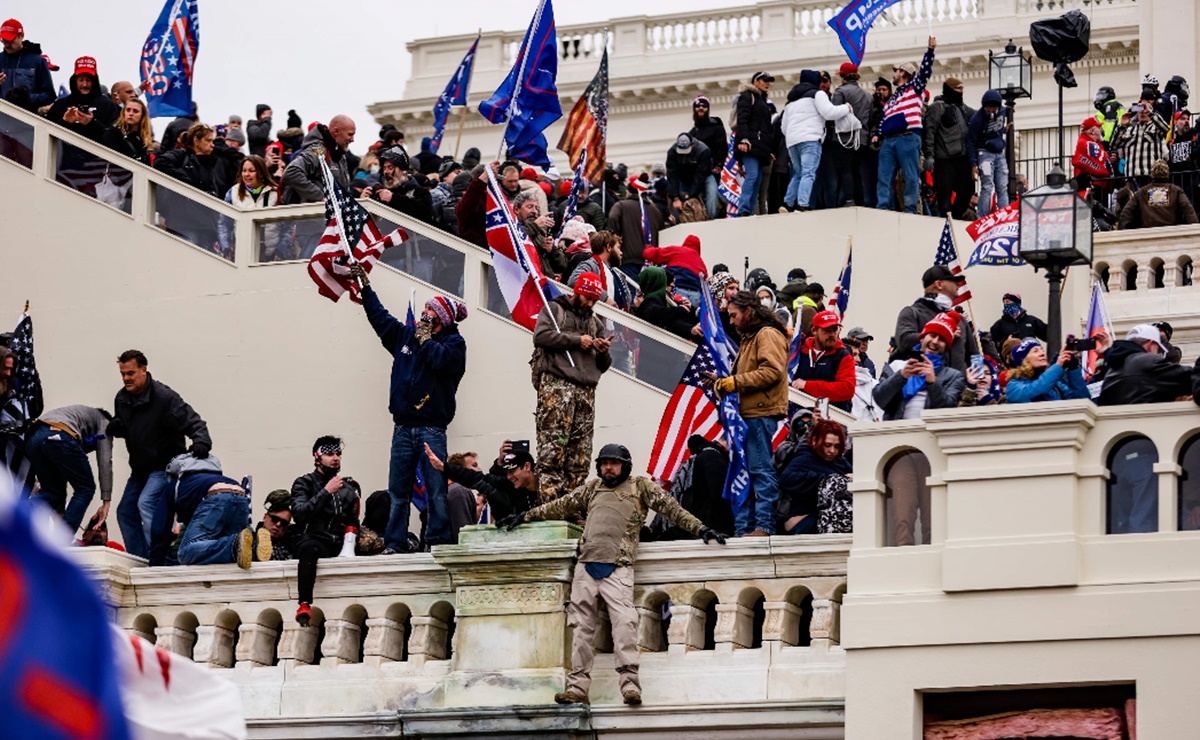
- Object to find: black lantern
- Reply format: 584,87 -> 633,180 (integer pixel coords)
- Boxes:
1018,166 -> 1093,355
989,41 -> 1032,197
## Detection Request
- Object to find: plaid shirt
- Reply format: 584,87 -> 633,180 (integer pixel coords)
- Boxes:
1113,112 -> 1169,178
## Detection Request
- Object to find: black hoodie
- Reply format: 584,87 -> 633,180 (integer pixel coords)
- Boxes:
649,435 -> 732,539
1097,339 -> 1195,406
47,71 -> 119,143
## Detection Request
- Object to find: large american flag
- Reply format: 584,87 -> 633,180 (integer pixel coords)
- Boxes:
646,346 -> 724,483
1,314 -> 42,496
556,46 -> 608,184
307,167 -> 408,303
935,218 -> 972,306
485,165 -> 560,330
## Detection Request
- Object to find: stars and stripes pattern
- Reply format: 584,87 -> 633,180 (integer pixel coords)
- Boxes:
935,219 -> 972,306
646,346 -> 724,483
139,0 -> 200,118
307,170 -> 408,304
1,314 -> 42,496
717,134 -> 743,217
555,148 -> 589,240
430,35 -> 479,153
557,46 -> 608,184
830,247 -> 852,318
484,164 -> 560,330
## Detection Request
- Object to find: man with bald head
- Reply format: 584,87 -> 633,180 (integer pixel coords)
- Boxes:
109,80 -> 138,107
282,113 -> 357,204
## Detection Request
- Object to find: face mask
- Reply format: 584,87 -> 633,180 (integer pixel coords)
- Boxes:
761,298 -> 773,308
932,293 -> 953,310
369,165 -> 380,174
1003,302 -> 1022,318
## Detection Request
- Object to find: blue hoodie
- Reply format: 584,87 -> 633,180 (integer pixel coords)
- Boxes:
966,89 -> 1007,167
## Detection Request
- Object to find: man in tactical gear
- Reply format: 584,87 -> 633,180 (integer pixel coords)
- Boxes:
497,444 -> 727,707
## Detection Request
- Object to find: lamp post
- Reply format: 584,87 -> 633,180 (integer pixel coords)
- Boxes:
989,40 -> 1033,197
1018,166 -> 1093,356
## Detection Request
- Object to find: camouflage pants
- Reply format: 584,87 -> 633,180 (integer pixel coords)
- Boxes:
535,375 -> 596,503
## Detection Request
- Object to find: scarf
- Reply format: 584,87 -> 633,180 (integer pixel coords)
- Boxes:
901,348 -> 942,403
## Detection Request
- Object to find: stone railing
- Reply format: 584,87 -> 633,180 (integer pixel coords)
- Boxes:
1094,223 -> 1200,294
75,524 -> 849,733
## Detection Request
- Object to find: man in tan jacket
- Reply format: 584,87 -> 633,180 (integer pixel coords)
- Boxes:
712,291 -> 789,536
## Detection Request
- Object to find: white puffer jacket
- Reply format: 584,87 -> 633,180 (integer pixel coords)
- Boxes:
781,91 -> 852,147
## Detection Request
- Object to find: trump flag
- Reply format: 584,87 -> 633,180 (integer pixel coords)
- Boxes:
139,0 -> 201,118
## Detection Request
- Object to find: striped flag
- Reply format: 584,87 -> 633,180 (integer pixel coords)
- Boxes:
717,134 -> 742,217
646,346 -> 724,484
484,164 -> 561,330
556,46 -> 608,184
307,164 -> 408,303
555,148 -> 589,239
830,247 -> 852,318
1,313 -> 42,496
1084,280 -> 1113,380
935,218 -> 972,306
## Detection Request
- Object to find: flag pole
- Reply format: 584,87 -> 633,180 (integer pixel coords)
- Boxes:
499,0 -> 548,162
454,30 -> 481,162
944,216 -> 983,350
835,235 -> 852,319
320,157 -> 363,289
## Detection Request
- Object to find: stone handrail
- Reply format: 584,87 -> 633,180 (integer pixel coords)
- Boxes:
75,524 -> 849,723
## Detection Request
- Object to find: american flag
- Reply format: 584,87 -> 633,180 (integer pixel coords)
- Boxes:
555,148 -> 588,240
405,298 -> 429,511
717,134 -> 743,217
646,346 -> 724,483
556,46 -> 608,184
830,247 -> 852,318
935,218 -> 972,306
57,149 -> 133,202
1,313 -> 43,496
485,165 -> 560,330
307,165 -> 408,303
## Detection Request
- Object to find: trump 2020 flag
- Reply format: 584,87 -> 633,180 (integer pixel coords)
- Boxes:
717,134 -> 743,216
430,35 -> 479,154
484,164 -> 561,330
966,201 -> 1024,268
828,0 -> 904,65
478,0 -> 562,168
697,284 -> 751,514
139,0 -> 200,118
0,472 -> 132,740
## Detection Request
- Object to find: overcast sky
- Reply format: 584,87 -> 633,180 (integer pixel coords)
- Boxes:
8,0 -> 738,144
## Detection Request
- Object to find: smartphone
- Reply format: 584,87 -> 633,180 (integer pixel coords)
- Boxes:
511,440 -> 531,454
817,398 -> 830,418
892,347 -> 925,363
1130,104 -> 1145,113
970,354 -> 985,375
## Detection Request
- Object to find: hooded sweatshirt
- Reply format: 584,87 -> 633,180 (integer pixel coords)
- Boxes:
643,235 -> 708,294
966,89 -> 1008,167
47,69 -> 119,142
1097,340 -> 1195,406
782,70 -> 851,147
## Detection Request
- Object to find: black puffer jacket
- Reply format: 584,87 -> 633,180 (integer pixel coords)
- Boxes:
1097,340 -> 1195,406
111,375 -> 211,477
289,468 -> 362,544
689,115 -> 729,168
734,84 -> 774,162
154,147 -> 219,196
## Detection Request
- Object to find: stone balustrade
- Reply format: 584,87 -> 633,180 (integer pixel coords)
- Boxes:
75,522 -> 849,735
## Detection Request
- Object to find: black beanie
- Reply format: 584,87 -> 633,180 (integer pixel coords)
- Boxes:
256,103 -> 271,118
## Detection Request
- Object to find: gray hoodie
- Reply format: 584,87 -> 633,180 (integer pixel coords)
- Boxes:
37,405 -> 114,501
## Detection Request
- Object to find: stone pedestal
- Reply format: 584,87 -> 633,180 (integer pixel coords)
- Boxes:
432,522 -> 582,708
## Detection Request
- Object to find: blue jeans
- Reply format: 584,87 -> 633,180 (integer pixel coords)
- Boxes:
785,141 -> 822,208
977,150 -> 1009,218
734,416 -> 783,535
876,133 -> 921,213
737,156 -> 763,217
386,425 -> 450,550
25,423 -> 96,534
116,471 -> 170,559
178,492 -> 251,565
702,174 -> 719,219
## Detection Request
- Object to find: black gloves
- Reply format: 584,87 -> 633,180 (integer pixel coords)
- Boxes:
287,109 -> 302,129
189,441 -> 211,459
699,526 -> 727,545
496,513 -> 526,531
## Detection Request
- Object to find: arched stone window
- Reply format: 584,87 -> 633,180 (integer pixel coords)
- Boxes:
884,449 -> 932,546
1122,260 -> 1138,291
1107,436 -> 1159,534
1178,435 -> 1200,531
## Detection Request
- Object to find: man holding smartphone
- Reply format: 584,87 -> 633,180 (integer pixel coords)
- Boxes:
47,56 -> 118,142
1113,92 -> 1169,185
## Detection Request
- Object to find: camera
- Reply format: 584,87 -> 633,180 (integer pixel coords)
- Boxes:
1065,337 -> 1098,352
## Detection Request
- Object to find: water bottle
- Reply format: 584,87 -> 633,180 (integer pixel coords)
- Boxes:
339,526 -> 357,557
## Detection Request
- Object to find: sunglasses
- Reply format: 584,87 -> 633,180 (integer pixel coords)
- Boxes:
267,513 -> 291,527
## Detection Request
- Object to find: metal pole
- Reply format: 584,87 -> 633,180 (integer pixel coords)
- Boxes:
1046,264 -> 1064,357
1006,97 -> 1018,198
1058,84 -> 1065,169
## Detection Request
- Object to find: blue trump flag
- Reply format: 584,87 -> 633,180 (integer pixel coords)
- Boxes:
0,475 -> 131,740
828,0 -> 904,65
478,0 -> 562,168
697,284 -> 751,514
139,0 -> 201,118
430,35 -> 479,154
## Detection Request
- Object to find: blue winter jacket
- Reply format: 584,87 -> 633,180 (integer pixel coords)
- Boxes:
966,89 -> 1007,167
0,46 -> 55,109
362,286 -> 467,428
1005,363 -> 1090,404
779,444 -> 851,519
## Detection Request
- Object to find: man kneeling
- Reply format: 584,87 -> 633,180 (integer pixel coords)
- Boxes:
498,444 -> 727,706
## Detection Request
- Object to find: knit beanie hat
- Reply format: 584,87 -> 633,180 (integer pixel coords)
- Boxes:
921,311 -> 961,346
426,296 -> 468,326
709,271 -> 738,296
575,273 -> 605,300
256,103 -> 271,118
1011,338 -> 1041,367
945,76 -> 963,89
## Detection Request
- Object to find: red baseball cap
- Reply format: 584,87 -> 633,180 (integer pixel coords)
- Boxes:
0,19 -> 22,42
812,310 -> 841,329
73,56 -> 98,78
41,54 -> 58,72
838,62 -> 859,76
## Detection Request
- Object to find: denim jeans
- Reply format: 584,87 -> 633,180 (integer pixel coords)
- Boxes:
876,133 -> 921,213
178,492 -> 251,565
25,423 -> 97,534
385,425 -> 450,550
977,150 -> 1009,218
702,174 -> 719,219
116,471 -> 170,559
734,416 -> 783,535
785,141 -> 822,208
737,156 -> 763,217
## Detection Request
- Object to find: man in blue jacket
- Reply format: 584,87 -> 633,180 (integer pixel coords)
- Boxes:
967,89 -> 1009,218
350,264 -> 467,553
0,19 -> 55,112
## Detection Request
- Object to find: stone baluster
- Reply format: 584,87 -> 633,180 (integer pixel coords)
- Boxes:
277,624 -> 319,666
713,602 -> 753,650
762,601 -> 803,646
1135,262 -> 1149,291
1163,260 -> 1180,289
193,625 -> 237,668
320,619 -> 363,665
809,599 -> 841,650
362,617 -> 406,664
636,605 -> 666,652
666,603 -> 706,651
236,622 -> 280,667
408,616 -> 449,663
154,625 -> 196,659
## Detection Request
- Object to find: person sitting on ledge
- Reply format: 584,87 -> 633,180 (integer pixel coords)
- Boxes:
778,419 -> 853,535
1004,339 -> 1090,404
496,444 -> 727,707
